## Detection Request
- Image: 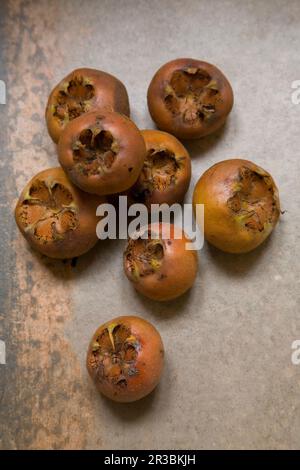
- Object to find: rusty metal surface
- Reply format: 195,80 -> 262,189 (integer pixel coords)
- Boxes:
0,0 -> 300,449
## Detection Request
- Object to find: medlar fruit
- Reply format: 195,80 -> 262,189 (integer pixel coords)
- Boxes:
46,68 -> 130,143
193,159 -> 281,253
147,58 -> 233,139
86,315 -> 164,402
124,223 -> 198,301
15,167 -> 104,259
131,129 -> 191,208
58,110 -> 146,196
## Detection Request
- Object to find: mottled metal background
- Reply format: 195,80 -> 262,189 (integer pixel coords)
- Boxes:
0,0 -> 300,450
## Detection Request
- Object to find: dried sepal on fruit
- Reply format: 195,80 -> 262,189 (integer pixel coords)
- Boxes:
124,223 -> 198,301
193,159 -> 281,253
131,129 -> 191,208
86,316 -> 164,402
15,167 -> 105,259
58,110 -> 146,196
46,68 -> 130,143
147,58 -> 233,139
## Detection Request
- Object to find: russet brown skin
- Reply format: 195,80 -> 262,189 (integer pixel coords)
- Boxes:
58,110 -> 146,196
86,316 -> 164,402
15,167 -> 105,259
124,223 -> 198,301
147,58 -> 233,140
193,159 -> 281,253
131,129 -> 191,209
46,68 -> 130,144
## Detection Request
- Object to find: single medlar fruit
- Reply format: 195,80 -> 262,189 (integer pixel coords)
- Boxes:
131,129 -> 191,208
15,167 -> 105,259
147,58 -> 233,140
58,110 -> 146,196
124,223 -> 198,301
86,315 -> 164,402
46,68 -> 130,143
193,159 -> 281,253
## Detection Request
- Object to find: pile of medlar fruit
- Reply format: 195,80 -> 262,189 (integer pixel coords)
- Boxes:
14,59 -> 281,402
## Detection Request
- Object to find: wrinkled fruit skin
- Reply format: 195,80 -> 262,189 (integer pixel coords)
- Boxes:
15,167 -> 105,259
86,315 -> 164,402
147,58 -> 233,140
131,129 -> 191,208
58,110 -> 146,196
193,159 -> 281,253
46,68 -> 130,143
124,223 -> 198,301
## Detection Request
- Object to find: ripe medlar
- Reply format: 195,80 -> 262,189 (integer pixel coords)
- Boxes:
131,129 -> 191,208
193,159 -> 281,253
147,58 -> 233,139
58,110 -> 146,196
46,68 -> 130,143
124,223 -> 198,301
15,167 -> 105,259
86,315 -> 164,402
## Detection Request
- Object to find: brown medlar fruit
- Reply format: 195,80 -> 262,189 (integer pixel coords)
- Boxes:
193,159 -> 281,253
86,315 -> 164,402
131,129 -> 191,208
124,223 -> 198,301
147,58 -> 233,139
58,110 -> 146,196
46,68 -> 130,143
15,167 -> 105,259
